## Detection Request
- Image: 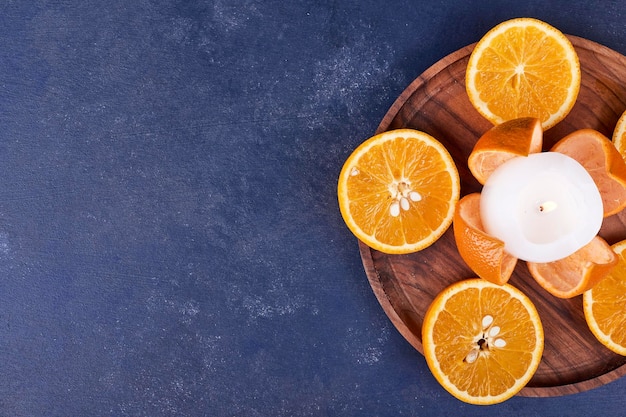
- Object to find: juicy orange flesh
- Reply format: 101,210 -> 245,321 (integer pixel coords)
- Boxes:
346,136 -> 455,245
588,250 -> 626,347
553,130 -> 626,216
474,25 -> 575,122
432,286 -> 539,398
454,194 -> 517,284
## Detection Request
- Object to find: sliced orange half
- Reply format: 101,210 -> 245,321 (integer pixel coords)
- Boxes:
551,128 -> 626,217
337,129 -> 460,254
583,239 -> 626,355
422,279 -> 544,405
453,193 -> 517,285
527,236 -> 617,299
612,109 -> 626,160
466,18 -> 580,130
468,117 -> 543,185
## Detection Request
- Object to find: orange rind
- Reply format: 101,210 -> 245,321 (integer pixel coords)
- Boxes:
468,117 -> 542,185
552,129 -> 626,217
527,236 -> 617,299
453,193 -> 517,285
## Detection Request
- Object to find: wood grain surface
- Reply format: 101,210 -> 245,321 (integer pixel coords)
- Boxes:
360,35 -> 626,397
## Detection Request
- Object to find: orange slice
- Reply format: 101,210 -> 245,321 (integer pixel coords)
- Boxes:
466,18 -> 580,130
337,129 -> 460,254
468,117 -> 543,185
583,239 -> 626,355
612,109 -> 626,160
422,279 -> 544,405
453,193 -> 517,285
527,236 -> 617,299
551,128 -> 626,217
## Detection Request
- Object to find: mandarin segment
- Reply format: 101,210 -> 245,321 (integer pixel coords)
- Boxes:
337,129 -> 460,254
453,193 -> 517,285
551,128 -> 626,217
584,240 -> 626,355
422,279 -> 543,405
466,18 -> 580,130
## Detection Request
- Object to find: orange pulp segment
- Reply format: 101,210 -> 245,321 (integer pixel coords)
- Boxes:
337,129 -> 460,254
422,279 -> 544,405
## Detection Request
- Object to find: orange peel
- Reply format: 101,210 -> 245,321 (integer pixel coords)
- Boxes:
453,193 -> 517,285
468,117 -> 542,185
552,128 -> 626,217
527,236 -> 617,299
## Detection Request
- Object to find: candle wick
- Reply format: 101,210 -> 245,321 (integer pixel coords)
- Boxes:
539,201 -> 558,213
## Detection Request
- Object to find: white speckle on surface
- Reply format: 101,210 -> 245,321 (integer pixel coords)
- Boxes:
180,300 -> 200,317
0,232 -> 11,257
305,37 -> 394,128
345,325 -> 390,366
145,291 -> 203,326
179,300 -> 200,325
356,346 -> 383,365
242,294 -> 305,320
213,0 -> 259,31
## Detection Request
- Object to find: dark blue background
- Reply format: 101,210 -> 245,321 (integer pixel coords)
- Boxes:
0,1 -> 624,416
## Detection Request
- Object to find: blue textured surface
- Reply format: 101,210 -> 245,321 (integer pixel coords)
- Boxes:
0,1 -> 625,416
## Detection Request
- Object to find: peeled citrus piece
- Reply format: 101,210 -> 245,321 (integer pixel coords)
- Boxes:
337,129 -> 460,254
468,117 -> 542,185
583,240 -> 626,355
422,279 -> 544,405
466,18 -> 580,130
612,109 -> 626,160
551,128 -> 626,217
453,193 -> 517,285
527,236 -> 617,299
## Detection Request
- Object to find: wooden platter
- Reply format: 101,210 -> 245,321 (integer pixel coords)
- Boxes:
360,35 -> 626,397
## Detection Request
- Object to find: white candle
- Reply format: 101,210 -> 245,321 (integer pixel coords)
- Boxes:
479,152 -> 603,263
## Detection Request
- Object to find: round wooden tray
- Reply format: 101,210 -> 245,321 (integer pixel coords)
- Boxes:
360,35 -> 626,397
